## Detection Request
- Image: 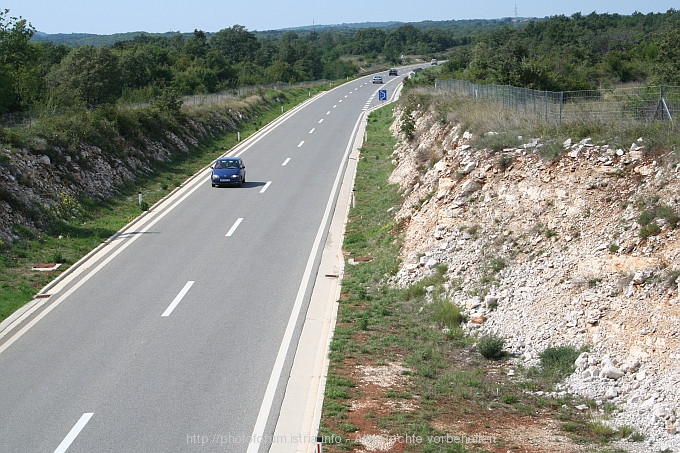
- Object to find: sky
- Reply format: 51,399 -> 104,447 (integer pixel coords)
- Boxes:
3,0 -> 677,35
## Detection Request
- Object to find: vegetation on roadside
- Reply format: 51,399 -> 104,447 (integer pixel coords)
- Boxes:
397,85 -> 680,158
2,8 -> 680,119
0,85 -> 327,322
2,7 -> 679,446
318,103 -> 649,452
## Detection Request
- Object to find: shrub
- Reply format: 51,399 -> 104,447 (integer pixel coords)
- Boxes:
539,142 -> 563,162
656,204 -> 680,228
616,425 -> 634,438
539,345 -> 580,379
431,299 -> 466,330
400,106 -> 416,141
637,204 -> 680,237
639,222 -> 660,238
477,334 -> 505,360
628,431 -> 646,442
587,421 -> 616,441
498,154 -> 513,171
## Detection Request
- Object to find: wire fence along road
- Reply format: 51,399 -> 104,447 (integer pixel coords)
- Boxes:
7,78 -> 678,128
436,79 -> 680,125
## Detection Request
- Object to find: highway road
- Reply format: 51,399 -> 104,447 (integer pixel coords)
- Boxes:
0,70 -> 407,452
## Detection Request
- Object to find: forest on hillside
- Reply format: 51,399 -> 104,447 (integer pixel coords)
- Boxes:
1,8 -> 679,117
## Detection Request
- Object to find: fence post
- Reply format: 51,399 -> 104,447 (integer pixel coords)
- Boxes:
660,85 -> 665,121
559,91 -> 564,125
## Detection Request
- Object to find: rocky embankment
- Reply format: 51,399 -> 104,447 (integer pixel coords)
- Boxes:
388,106 -> 680,451
0,102 -> 259,244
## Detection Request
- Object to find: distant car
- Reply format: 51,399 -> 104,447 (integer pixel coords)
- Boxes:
430,58 -> 438,65
211,157 -> 246,187
388,68 -> 398,76
372,75 -> 383,84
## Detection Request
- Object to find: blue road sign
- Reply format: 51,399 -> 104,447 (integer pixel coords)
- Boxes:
378,90 -> 387,101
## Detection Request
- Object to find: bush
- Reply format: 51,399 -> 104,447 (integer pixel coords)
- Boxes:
400,107 -> 416,141
637,204 -> 680,237
477,334 -> 505,360
639,222 -> 660,238
539,345 -> 580,379
431,299 -> 466,330
498,154 -> 513,171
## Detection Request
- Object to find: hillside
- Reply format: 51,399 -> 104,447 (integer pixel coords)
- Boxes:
386,100 -> 680,451
29,18 -> 516,47
0,96 -> 271,244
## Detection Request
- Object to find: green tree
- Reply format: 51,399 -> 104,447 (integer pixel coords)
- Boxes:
235,61 -> 265,86
183,29 -> 209,60
349,28 -> 386,54
210,25 -> 260,63
47,45 -> 122,107
652,19 -> 680,84
117,44 -> 172,90
385,25 -> 421,53
0,9 -> 40,113
264,60 -> 295,83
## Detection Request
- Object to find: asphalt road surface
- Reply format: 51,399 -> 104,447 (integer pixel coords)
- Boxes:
0,70 -> 406,453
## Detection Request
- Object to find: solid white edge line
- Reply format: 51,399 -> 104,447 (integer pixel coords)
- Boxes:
0,88 -> 337,354
260,181 -> 272,194
226,217 -> 243,237
0,173 -> 208,355
161,281 -> 194,317
53,412 -> 93,453
282,158 -> 291,166
245,107 -> 364,453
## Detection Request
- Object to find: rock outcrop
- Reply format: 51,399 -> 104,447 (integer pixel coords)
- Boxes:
0,103 -> 256,243
387,106 -> 680,451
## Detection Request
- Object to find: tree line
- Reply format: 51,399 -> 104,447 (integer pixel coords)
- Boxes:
441,9 -> 680,90
1,8 -> 679,117
0,12 -> 456,116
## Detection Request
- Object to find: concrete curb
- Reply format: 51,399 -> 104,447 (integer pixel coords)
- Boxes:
270,80 -> 405,452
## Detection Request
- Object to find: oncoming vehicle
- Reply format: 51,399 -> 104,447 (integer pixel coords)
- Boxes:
372,75 -> 383,84
388,68 -> 398,76
211,157 -> 246,187
430,58 -> 438,65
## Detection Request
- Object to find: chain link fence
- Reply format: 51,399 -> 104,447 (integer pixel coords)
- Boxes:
435,79 -> 679,125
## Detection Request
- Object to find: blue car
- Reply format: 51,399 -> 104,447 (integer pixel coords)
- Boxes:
211,157 -> 246,187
